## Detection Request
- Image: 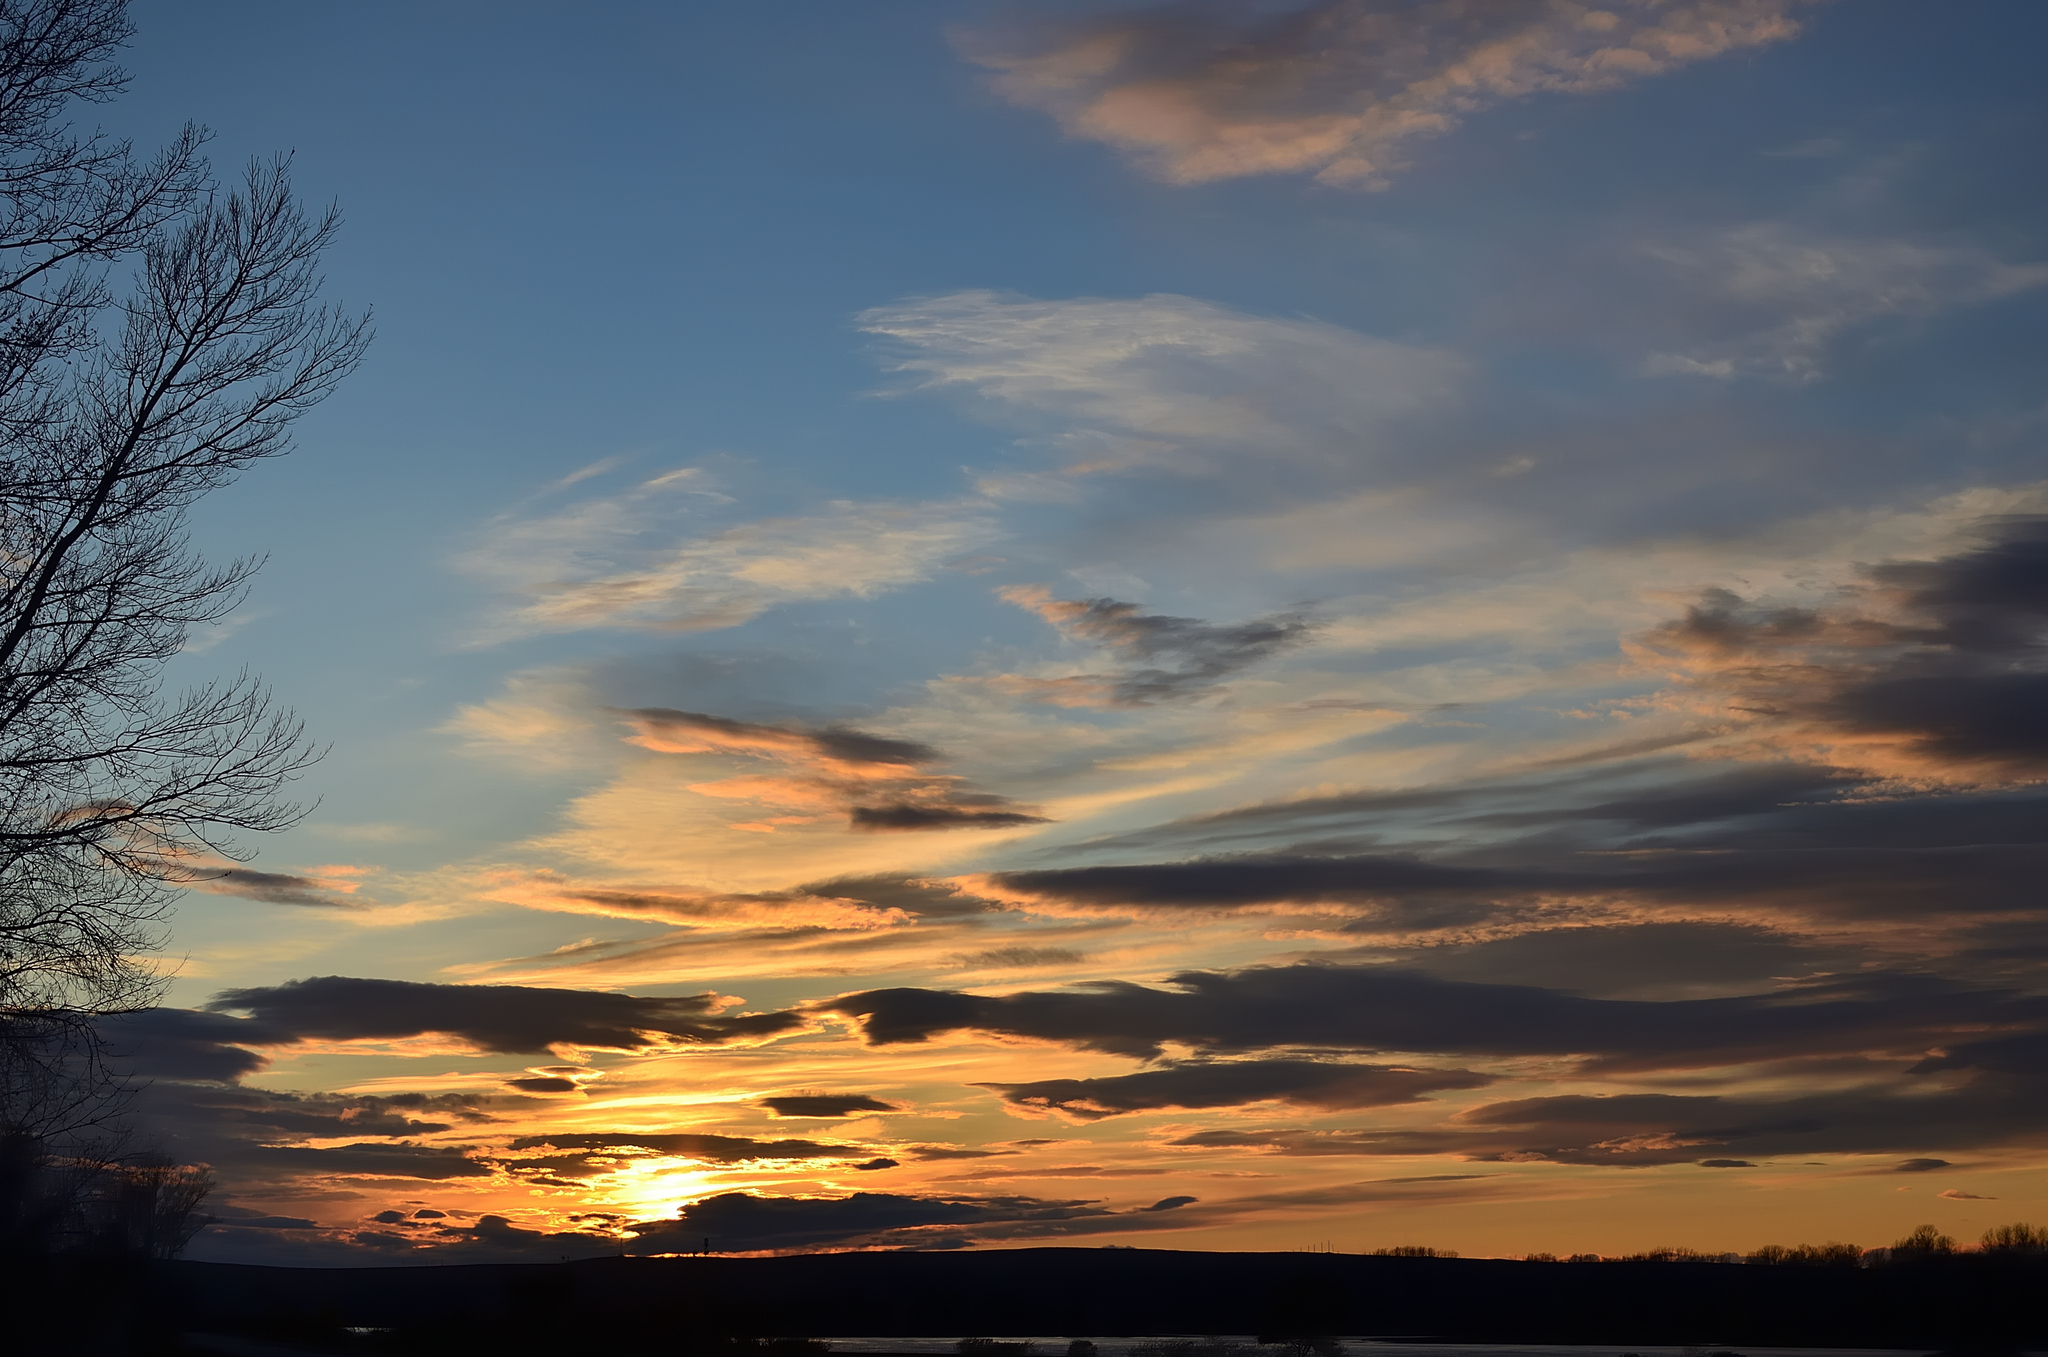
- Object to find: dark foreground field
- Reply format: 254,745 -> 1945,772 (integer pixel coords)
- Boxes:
93,1247 -> 2048,1354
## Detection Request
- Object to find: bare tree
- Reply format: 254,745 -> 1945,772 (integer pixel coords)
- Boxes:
0,0 -> 368,1146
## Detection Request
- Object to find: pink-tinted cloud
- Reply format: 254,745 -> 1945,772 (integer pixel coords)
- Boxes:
966,0 -> 1811,187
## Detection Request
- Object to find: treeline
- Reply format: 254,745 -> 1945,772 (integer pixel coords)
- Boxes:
0,1130 -> 213,1263
1514,1221 -> 2047,1264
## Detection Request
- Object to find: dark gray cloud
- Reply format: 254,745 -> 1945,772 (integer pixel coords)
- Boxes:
990,853 -> 1525,912
757,1093 -> 899,1118
1895,1158 -> 1952,1172
850,803 -> 1049,832
619,707 -> 938,768
798,875 -> 1001,919
824,963 -> 2048,1071
506,1132 -> 864,1163
1389,922 -> 1851,1000
98,1008 -> 275,1083
1003,590 -> 1318,706
907,1144 -> 1017,1161
1168,1072 -> 2048,1166
1651,518 -> 2048,778
186,867 -> 363,909
1914,1032 -> 2048,1077
979,1059 -> 1489,1120
630,1190 -> 1115,1253
988,819 -> 2048,935
951,945 -> 1088,969
1075,761 -> 1857,858
116,1074 -> 499,1196
241,1143 -> 493,1180
205,976 -> 806,1055
1145,1195 -> 1198,1211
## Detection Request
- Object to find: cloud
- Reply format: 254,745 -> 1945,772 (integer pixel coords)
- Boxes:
1144,1195 -> 1198,1211
1894,1158 -> 1951,1173
182,866 -> 368,909
99,1008 -> 276,1084
1633,518 -> 2048,783
910,1145 -> 1020,1161
629,1190 -> 1116,1253
1698,1159 -> 1755,1167
964,0 -> 1809,187
1019,756 -> 2048,945
196,1212 -> 627,1267
1642,226 -> 2048,380
617,707 -> 1049,834
481,871 -> 916,931
758,1093 -> 900,1118
979,1058 -> 1490,1120
205,976 -> 806,1055
1937,1189 -> 1994,1200
505,1132 -> 868,1163
458,467 -> 991,638
1167,1073 -> 2048,1166
988,588 -> 1318,706
949,946 -> 1088,970
824,960 -> 2048,1073
243,1143 -> 494,1181
860,291 -> 1457,482
968,852 -> 1533,921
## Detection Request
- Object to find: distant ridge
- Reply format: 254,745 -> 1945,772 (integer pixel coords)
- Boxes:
156,1247 -> 2046,1353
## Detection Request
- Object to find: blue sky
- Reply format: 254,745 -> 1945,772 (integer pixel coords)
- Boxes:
90,0 -> 2048,1261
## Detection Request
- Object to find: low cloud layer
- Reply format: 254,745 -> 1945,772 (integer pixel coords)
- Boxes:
826,961 -> 2048,1073
981,1058 -> 1490,1120
205,976 -> 805,1055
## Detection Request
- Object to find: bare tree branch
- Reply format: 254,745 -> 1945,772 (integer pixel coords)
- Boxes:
0,2 -> 367,1165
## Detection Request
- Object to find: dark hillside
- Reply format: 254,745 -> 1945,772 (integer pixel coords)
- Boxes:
153,1248 -> 2046,1353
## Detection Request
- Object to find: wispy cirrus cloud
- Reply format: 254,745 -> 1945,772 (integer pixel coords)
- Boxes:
963,0 -> 1811,188
1642,225 -> 2048,380
861,291 -> 1457,482
458,467 -> 992,640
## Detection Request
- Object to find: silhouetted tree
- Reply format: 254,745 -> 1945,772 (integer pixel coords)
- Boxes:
0,8 -> 363,1291
1889,1224 -> 1958,1258
1979,1222 -> 2048,1255
0,0 -> 366,1148
1745,1241 -> 1861,1266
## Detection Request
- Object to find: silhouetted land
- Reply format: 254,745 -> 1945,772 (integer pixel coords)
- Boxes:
81,1247 -> 2048,1354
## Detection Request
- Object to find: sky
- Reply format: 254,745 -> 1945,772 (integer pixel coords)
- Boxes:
87,0 -> 2048,1263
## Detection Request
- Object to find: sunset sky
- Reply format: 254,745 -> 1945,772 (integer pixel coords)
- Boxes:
102,0 -> 2048,1263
